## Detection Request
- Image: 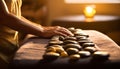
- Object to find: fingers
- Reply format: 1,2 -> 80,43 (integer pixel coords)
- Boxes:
41,26 -> 73,38
60,27 -> 74,36
54,30 -> 67,36
55,26 -> 74,36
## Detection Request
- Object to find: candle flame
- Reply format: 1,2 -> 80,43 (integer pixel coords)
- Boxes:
84,5 -> 96,18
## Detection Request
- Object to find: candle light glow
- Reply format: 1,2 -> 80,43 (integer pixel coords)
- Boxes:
84,5 -> 96,18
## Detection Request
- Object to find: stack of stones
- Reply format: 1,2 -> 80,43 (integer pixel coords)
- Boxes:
43,27 -> 110,61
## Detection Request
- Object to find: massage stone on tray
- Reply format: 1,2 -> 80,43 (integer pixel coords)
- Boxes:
43,27 -> 110,61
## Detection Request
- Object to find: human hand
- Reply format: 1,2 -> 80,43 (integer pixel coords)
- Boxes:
40,26 -> 73,38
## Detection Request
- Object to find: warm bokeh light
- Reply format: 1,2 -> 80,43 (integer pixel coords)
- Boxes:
64,0 -> 120,3
84,5 -> 96,18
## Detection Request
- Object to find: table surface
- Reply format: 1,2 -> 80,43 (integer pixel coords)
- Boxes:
10,30 -> 120,69
53,15 -> 120,22
52,15 -> 120,35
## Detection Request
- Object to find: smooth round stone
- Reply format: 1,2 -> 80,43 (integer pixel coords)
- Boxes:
64,36 -> 77,41
78,39 -> 93,46
66,48 -> 79,55
58,35 -> 65,41
46,46 -> 56,52
74,32 -> 89,37
84,47 -> 97,53
92,51 -> 110,60
82,42 -> 95,48
43,52 -> 60,60
77,37 -> 88,41
64,40 -> 78,44
51,35 -> 60,41
64,44 -> 82,50
60,51 -> 68,57
69,54 -> 80,61
78,51 -> 91,58
68,27 -> 76,33
74,29 -> 83,32
49,40 -> 63,45
76,36 -> 87,40
48,45 -> 65,53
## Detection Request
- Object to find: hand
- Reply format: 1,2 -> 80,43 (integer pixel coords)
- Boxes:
40,26 -> 73,38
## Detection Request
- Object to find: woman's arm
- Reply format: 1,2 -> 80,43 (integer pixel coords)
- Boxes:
0,0 -> 44,36
21,16 -> 73,38
0,0 -> 73,38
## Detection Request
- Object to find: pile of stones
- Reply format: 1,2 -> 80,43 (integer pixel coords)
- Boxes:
43,27 -> 110,61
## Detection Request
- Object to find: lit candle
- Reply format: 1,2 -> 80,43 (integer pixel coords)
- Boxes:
84,5 -> 96,18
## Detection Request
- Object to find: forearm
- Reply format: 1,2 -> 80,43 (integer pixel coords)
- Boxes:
1,13 -> 44,36
21,16 -> 40,25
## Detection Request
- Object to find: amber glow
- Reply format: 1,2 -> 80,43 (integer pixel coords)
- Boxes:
84,5 -> 96,18
65,0 -> 120,3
